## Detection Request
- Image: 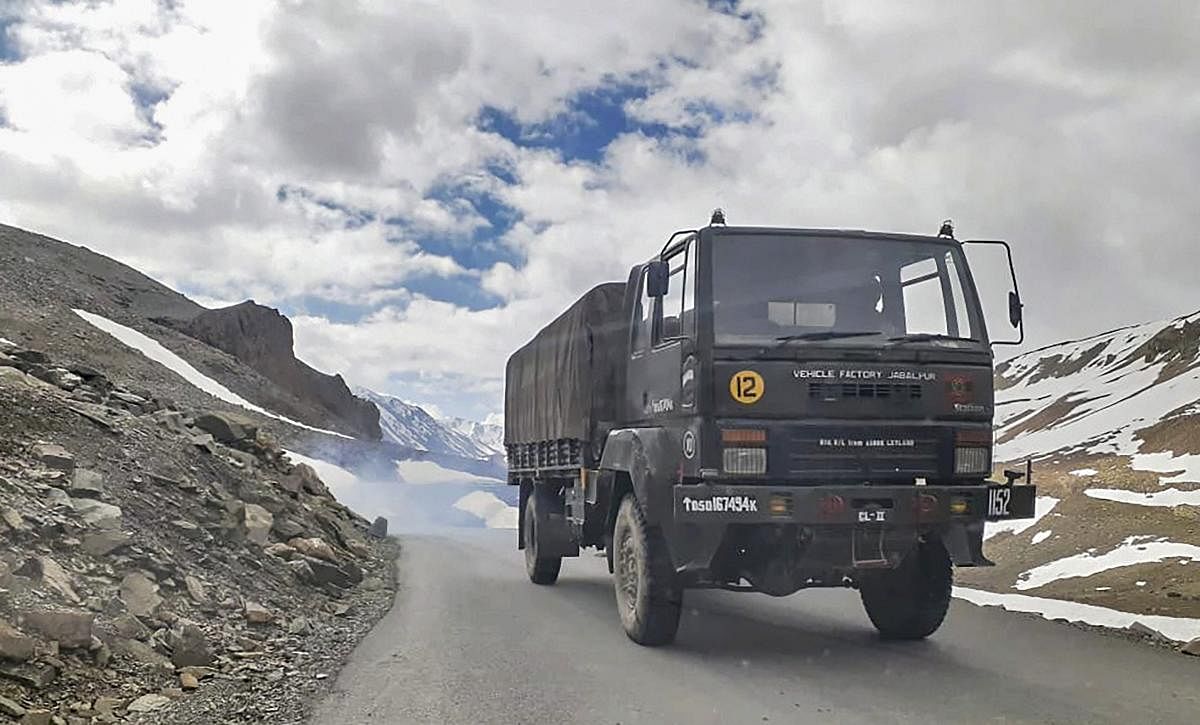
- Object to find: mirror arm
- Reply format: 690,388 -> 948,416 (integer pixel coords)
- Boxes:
965,239 -> 1025,346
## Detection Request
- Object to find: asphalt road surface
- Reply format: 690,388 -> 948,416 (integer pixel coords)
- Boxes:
311,531 -> 1198,724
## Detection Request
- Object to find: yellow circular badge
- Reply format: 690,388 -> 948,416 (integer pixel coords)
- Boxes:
729,370 -> 764,405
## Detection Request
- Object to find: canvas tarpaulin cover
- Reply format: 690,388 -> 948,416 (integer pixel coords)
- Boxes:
504,283 -> 627,447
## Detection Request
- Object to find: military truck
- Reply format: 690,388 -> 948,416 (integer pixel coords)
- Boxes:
504,213 -> 1035,646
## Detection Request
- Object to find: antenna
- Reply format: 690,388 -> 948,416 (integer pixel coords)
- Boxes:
710,208 -> 726,226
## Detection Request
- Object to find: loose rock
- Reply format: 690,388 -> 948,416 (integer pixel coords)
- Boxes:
119,573 -> 163,617
70,498 -> 122,528
289,536 -> 338,563
22,610 -> 94,649
367,516 -> 388,538
0,620 -> 36,661
127,693 -> 170,713
244,600 -> 273,624
32,443 -> 74,472
242,503 -> 274,546
193,411 -> 259,444
1182,637 -> 1200,656
69,468 -> 104,498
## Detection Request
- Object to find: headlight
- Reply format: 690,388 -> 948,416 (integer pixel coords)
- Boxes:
723,447 -> 767,475
954,446 -> 990,475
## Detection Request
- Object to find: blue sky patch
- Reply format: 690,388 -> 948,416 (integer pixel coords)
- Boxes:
478,81 -> 704,164
0,18 -> 19,63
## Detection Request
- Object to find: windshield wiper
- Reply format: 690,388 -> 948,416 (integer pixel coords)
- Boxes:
886,333 -> 978,346
773,331 -> 882,347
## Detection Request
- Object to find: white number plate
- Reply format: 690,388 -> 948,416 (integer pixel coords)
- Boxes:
988,487 -> 1012,518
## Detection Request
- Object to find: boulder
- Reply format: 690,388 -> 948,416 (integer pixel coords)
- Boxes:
127,693 -> 171,713
119,573 -> 163,617
71,498 -> 122,528
0,620 -> 35,662
1182,637 -> 1200,657
0,695 -> 24,718
180,671 -> 200,690
43,368 -> 83,391
0,661 -> 57,689
285,463 -> 329,497
32,443 -> 74,472
243,601 -> 272,624
167,621 -> 213,668
301,555 -> 363,590
271,515 -> 308,541
264,542 -> 297,560
70,468 -> 104,499
241,504 -> 274,546
193,411 -> 259,444
23,610 -> 94,649
111,614 -> 150,640
81,530 -> 131,557
367,516 -> 388,539
36,556 -> 81,603
288,537 -> 338,563
19,709 -> 52,725
184,575 -> 208,604
1,508 -> 24,531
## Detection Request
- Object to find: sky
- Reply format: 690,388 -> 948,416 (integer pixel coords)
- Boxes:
1,1 -> 1198,422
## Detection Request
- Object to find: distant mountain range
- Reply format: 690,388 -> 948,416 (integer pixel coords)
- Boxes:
352,386 -> 504,461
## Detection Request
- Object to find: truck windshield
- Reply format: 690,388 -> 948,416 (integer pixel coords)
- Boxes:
712,234 -> 982,346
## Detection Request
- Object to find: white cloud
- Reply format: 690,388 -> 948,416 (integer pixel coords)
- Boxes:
2,1 -> 1200,418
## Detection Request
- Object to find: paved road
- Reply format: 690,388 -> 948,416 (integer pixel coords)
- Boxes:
311,531 -> 1198,724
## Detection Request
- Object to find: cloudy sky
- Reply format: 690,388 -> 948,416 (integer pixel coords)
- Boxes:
1,1 -> 1198,422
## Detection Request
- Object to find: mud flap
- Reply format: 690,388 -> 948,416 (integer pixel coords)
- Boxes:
532,485 -> 579,558
944,520 -> 993,567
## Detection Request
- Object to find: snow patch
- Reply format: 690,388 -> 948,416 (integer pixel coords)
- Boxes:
453,491 -> 518,529
1014,536 -> 1200,591
282,450 -> 359,496
984,496 -> 1058,540
1031,530 -> 1052,545
74,310 -> 349,438
1129,451 -> 1200,486
1069,468 -> 1098,477
953,586 -> 1200,642
1084,487 -> 1200,507
395,459 -> 503,486
0,337 -> 14,345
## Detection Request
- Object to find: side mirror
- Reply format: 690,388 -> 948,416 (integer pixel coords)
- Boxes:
646,260 -> 670,297
1008,290 -> 1023,328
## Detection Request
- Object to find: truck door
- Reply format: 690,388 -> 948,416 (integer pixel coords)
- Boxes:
627,242 -> 695,424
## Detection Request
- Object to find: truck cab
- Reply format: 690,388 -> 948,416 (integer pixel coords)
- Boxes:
506,217 -> 1035,646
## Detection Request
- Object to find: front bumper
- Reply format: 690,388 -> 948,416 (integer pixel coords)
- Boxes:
673,482 -> 1035,526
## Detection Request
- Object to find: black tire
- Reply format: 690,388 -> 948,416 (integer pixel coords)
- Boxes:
860,537 -> 952,640
524,492 -> 561,585
612,495 -> 682,646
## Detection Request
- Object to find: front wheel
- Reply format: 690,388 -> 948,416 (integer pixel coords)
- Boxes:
859,537 -> 952,640
524,491 -> 561,585
612,495 -> 682,646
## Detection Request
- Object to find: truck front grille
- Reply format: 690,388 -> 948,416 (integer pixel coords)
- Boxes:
807,382 -> 923,401
787,428 -> 939,478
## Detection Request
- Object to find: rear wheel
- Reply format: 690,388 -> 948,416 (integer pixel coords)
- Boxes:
859,537 -> 952,640
612,495 -> 682,646
524,491 -> 561,585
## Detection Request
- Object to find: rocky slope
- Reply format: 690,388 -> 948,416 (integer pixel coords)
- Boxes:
178,302 -> 381,442
0,336 -> 396,724
353,387 -> 500,460
0,224 -> 377,441
959,310 -> 1200,633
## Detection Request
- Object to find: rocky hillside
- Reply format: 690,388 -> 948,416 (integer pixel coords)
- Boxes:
0,224 -> 378,441
178,302 -> 381,442
958,310 -> 1200,635
354,387 -> 501,460
0,336 -> 396,724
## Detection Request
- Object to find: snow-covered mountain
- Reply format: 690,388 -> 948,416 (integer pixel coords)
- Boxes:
442,416 -> 504,455
353,386 -> 503,460
994,309 -> 1200,481
954,309 -> 1200,634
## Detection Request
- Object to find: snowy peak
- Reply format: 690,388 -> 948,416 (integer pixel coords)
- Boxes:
353,386 -> 502,460
994,309 -> 1200,463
